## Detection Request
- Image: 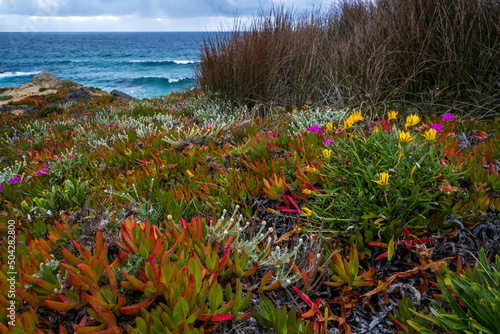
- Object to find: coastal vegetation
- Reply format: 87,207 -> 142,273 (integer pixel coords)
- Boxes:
0,0 -> 499,332
0,86 -> 498,333
197,0 -> 499,117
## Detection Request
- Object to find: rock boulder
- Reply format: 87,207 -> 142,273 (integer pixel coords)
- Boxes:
31,71 -> 59,84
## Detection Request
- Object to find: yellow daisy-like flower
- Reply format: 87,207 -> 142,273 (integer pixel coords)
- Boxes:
185,169 -> 194,178
387,111 -> 398,121
301,189 -> 312,195
351,110 -> 363,123
372,172 -> 389,186
422,128 -> 437,141
343,117 -> 355,130
326,123 -> 334,134
322,149 -> 332,159
404,114 -> 420,130
300,207 -> 313,217
398,131 -> 415,143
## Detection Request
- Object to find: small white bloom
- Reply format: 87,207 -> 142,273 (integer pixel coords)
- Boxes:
416,162 -> 421,168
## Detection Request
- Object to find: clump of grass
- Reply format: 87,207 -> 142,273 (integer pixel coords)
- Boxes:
197,0 -> 500,118
0,95 -> 13,101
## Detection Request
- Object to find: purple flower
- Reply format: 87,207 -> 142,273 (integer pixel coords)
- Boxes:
441,113 -> 454,122
324,137 -> 334,145
173,107 -> 177,112
108,123 -> 114,127
8,177 -> 21,184
307,125 -> 321,133
12,136 -> 19,140
36,169 -> 49,177
431,123 -> 444,132
207,123 -> 212,128
0,184 -> 2,192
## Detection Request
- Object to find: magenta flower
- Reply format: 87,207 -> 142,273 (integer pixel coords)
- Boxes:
324,137 -> 334,145
108,123 -> 114,127
8,177 -> 21,184
0,184 -> 2,192
441,113 -> 454,122
431,123 -> 444,132
207,123 -> 212,128
36,169 -> 49,177
307,125 -> 322,133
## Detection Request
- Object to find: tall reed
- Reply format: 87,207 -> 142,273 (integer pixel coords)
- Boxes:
196,0 -> 500,117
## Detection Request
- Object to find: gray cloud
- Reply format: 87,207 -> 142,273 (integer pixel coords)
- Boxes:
0,0 -> 323,19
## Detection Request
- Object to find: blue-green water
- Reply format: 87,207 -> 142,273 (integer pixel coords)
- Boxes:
0,32 -> 207,98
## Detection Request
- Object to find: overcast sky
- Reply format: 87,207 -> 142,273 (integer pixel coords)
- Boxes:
0,0 -> 327,32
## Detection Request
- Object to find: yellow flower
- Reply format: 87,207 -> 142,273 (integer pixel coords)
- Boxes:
343,118 -> 354,130
372,172 -> 389,187
301,207 -> 313,217
398,131 -> 414,143
185,169 -> 194,178
326,123 -> 334,133
322,149 -> 332,159
388,111 -> 398,121
351,110 -> 363,123
422,128 -> 437,141
404,114 -> 420,130
308,166 -> 317,173
301,189 -> 312,195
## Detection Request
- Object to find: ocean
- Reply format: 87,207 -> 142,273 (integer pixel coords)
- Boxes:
0,32 -> 208,98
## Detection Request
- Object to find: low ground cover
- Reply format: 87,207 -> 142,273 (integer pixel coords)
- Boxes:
0,88 -> 499,333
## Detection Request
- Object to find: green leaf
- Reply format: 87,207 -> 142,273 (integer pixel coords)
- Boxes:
387,236 -> 395,261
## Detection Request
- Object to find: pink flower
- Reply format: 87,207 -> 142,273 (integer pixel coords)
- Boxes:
109,123 -> 114,127
36,169 -> 49,177
207,123 -> 212,128
307,125 -> 322,133
335,129 -> 341,134
431,123 -> 444,132
8,177 -> 21,184
324,137 -> 334,145
0,184 -> 2,192
441,113 -> 454,122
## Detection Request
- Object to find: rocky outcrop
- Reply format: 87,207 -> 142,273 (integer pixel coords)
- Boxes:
31,71 -> 59,84
110,90 -> 135,103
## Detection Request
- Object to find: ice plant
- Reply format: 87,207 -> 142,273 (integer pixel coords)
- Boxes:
422,128 -> 437,141
36,168 -> 49,177
404,114 -> 420,130
430,123 -> 443,132
372,172 -> 389,187
0,184 -> 2,192
185,169 -> 194,178
108,123 -> 114,127
322,149 -> 332,159
8,177 -> 21,184
441,113 -> 454,122
301,189 -> 312,195
301,207 -> 313,217
387,111 -> 398,121
398,131 -> 414,143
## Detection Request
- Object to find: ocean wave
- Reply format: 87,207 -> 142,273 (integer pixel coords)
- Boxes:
0,71 -> 41,78
129,76 -> 194,84
127,59 -> 199,65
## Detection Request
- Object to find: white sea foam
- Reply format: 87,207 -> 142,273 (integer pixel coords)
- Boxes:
0,71 -> 41,78
127,59 -> 199,64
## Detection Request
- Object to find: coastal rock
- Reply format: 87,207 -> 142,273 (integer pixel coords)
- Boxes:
31,71 -> 59,84
110,90 -> 135,103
